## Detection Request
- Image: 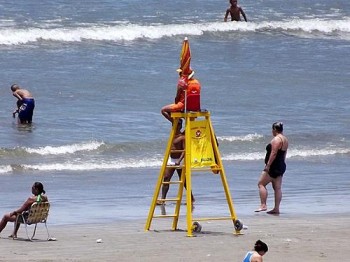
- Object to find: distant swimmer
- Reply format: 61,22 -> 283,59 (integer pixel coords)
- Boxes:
224,0 -> 247,22
11,84 -> 35,124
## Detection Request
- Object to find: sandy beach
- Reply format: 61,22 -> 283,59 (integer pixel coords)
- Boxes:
0,213 -> 349,261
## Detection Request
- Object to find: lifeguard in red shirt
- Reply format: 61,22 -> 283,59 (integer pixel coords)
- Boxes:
161,71 -> 188,123
161,70 -> 201,123
161,37 -> 201,123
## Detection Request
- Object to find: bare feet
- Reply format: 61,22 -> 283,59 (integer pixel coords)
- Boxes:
254,208 -> 267,212
254,206 -> 267,212
267,209 -> 280,215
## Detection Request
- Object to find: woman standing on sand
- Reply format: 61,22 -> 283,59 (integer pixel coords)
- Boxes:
256,122 -> 289,214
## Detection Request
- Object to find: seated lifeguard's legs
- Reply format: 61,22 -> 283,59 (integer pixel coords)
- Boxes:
161,102 -> 184,123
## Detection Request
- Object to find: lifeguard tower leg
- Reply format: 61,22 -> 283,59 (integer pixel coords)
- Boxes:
208,119 -> 241,234
184,114 -> 195,237
172,165 -> 185,230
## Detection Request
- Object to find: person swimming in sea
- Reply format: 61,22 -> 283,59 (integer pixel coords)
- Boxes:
224,0 -> 247,22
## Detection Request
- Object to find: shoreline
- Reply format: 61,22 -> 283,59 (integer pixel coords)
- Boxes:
0,213 -> 349,261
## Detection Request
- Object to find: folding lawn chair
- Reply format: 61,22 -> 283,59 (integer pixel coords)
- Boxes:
15,201 -> 51,241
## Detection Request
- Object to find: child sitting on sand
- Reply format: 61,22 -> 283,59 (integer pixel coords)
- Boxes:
242,240 -> 268,262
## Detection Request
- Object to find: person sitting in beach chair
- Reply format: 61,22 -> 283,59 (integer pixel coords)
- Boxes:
0,182 -> 49,239
15,201 -> 51,241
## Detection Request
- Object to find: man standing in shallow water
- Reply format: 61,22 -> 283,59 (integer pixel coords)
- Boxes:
11,84 -> 35,124
224,0 -> 247,22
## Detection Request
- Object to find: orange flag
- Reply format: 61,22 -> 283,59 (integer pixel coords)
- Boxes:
177,37 -> 192,76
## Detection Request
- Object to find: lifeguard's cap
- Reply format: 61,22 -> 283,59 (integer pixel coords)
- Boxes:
176,69 -> 195,79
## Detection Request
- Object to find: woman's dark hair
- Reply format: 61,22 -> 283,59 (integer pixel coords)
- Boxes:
33,182 -> 46,195
254,240 -> 268,253
272,122 -> 283,132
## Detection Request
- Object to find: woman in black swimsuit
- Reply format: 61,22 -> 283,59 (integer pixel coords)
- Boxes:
255,122 -> 288,214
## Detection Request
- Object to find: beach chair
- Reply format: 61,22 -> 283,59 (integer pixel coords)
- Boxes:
15,201 -> 51,241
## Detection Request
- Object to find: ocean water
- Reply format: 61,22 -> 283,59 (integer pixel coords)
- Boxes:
0,0 -> 349,226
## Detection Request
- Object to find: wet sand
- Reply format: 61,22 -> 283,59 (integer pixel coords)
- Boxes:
0,213 -> 349,261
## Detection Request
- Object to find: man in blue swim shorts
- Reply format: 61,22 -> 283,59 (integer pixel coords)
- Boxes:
11,84 -> 35,124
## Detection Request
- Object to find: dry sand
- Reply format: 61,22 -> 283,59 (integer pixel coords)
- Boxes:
0,213 -> 349,261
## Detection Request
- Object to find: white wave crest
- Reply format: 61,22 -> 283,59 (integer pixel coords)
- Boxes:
22,158 -> 163,171
0,18 -> 349,45
25,141 -> 104,155
252,18 -> 350,33
223,147 -> 350,161
288,148 -> 350,158
10,147 -> 350,172
223,152 -> 264,161
0,165 -> 12,174
218,133 -> 263,142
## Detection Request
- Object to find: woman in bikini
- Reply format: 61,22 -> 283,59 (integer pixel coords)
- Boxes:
0,182 -> 48,238
256,122 -> 289,214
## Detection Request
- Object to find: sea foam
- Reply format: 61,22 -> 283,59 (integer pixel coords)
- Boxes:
0,18 -> 349,45
24,141 -> 104,155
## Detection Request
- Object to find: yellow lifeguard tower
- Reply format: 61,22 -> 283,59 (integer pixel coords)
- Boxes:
145,111 -> 243,236
145,37 -> 242,237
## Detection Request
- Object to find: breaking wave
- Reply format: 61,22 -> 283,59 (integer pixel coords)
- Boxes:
0,146 -> 348,174
223,147 -> 350,161
24,141 -> 105,155
0,18 -> 349,45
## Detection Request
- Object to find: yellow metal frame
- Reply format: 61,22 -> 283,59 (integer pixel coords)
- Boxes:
145,111 -> 241,236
